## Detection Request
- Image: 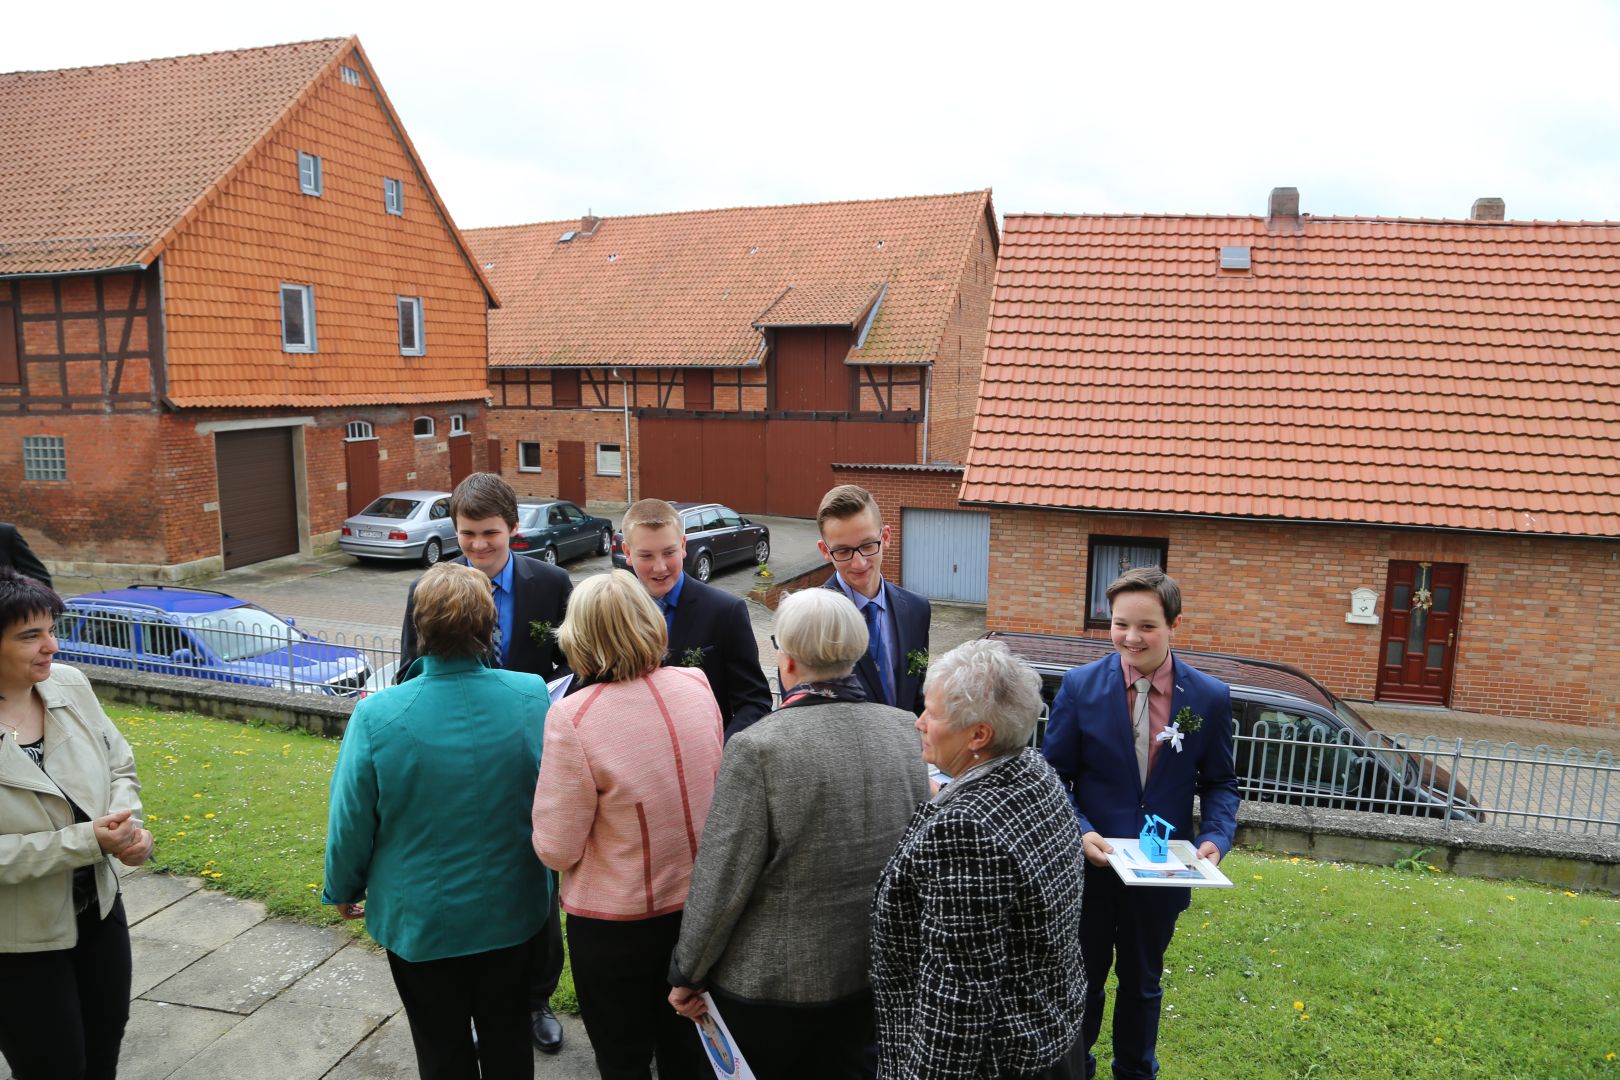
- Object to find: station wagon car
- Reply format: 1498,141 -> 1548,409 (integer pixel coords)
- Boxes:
612,502 -> 770,583
54,586 -> 371,696
987,631 -> 1481,822
512,501 -> 614,565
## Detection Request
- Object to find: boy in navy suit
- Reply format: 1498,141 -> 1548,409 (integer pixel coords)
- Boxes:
1042,567 -> 1239,1080
816,484 -> 930,716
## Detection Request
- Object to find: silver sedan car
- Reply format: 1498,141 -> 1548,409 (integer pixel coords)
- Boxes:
338,491 -> 460,566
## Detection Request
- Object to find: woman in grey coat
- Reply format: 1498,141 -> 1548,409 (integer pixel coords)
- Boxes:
668,588 -> 930,1079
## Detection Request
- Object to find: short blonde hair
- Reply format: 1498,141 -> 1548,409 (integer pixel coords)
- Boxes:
558,569 -> 669,682
816,484 -> 881,533
775,589 -> 868,681
622,499 -> 681,546
413,563 -> 496,659
925,639 -> 1044,756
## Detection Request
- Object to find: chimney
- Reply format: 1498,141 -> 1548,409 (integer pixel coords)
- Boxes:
579,212 -> 602,237
1267,186 -> 1300,229
1470,197 -> 1506,221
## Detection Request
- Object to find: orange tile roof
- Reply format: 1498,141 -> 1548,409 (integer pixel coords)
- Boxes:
962,213 -> 1620,538
0,38 -> 495,303
466,191 -> 994,367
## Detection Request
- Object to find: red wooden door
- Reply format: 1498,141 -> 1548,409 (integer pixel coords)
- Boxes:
344,436 -> 380,516
448,434 -> 473,487
1375,561 -> 1467,705
487,437 -> 503,475
557,441 -> 587,505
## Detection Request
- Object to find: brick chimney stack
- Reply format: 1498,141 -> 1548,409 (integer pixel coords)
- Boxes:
1471,197 -> 1506,221
1267,186 -> 1300,230
580,212 -> 602,237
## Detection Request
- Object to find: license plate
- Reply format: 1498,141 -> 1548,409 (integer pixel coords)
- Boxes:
357,528 -> 384,539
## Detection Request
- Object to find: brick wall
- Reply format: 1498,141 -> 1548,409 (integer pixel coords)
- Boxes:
488,407 -> 637,507
981,507 -> 1620,727
925,206 -> 997,464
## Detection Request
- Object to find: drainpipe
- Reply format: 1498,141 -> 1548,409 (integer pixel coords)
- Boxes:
617,369 -> 633,504
920,365 -> 932,462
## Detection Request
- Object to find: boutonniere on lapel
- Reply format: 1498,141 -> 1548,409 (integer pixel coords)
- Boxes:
1157,703 -> 1204,754
529,621 -> 554,647
680,646 -> 709,668
905,650 -> 929,677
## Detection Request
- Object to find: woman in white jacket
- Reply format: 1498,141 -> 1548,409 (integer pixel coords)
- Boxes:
0,568 -> 152,1080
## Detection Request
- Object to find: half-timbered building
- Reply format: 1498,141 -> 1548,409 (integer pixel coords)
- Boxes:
0,38 -> 495,575
466,191 -> 997,517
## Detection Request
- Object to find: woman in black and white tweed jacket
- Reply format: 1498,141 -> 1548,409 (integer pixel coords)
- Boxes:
870,639 -> 1086,1080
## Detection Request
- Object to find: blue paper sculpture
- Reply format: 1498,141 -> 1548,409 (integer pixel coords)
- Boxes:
1139,814 -> 1175,863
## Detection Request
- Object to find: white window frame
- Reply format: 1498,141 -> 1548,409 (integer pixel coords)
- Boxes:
596,443 -> 622,476
344,420 -> 376,441
518,441 -> 542,472
449,413 -> 466,435
384,177 -> 404,216
413,416 -> 435,438
280,284 -> 317,353
398,296 -> 425,356
298,151 -> 323,196
340,65 -> 362,87
22,435 -> 67,481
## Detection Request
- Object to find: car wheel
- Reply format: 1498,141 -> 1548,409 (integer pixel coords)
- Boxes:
421,538 -> 442,568
694,552 -> 713,583
542,546 -> 558,565
754,539 -> 770,565
599,529 -> 612,556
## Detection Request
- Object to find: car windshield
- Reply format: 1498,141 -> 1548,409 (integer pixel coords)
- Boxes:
183,606 -> 301,661
359,497 -> 420,519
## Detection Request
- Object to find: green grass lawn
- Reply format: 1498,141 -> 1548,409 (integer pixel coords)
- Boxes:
117,704 -> 1618,1076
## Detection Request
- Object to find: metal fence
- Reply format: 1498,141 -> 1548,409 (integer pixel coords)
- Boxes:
54,608 -> 402,698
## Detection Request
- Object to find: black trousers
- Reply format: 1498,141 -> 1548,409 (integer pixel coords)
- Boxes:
1079,866 -> 1181,1080
386,933 -> 537,1080
0,895 -> 132,1080
527,870 -> 564,1008
566,911 -> 705,1080
708,988 -> 878,1080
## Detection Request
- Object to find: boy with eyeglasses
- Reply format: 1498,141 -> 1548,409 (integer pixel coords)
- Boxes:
816,484 -> 931,715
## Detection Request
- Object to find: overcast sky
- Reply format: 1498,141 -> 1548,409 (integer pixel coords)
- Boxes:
6,0 -> 1620,230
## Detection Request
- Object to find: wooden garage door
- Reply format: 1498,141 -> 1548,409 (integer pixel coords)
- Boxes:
216,428 -> 299,569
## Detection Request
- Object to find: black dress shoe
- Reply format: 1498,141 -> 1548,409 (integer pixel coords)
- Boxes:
531,1005 -> 563,1054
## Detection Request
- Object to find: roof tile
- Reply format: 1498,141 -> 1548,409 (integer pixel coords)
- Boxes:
962,214 -> 1620,537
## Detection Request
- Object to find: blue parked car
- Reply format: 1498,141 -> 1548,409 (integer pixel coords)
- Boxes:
54,586 -> 371,696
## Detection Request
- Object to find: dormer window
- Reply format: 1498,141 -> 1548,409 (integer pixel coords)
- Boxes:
384,177 -> 404,216
298,152 -> 323,197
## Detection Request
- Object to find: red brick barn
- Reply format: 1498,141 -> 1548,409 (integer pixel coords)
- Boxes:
465,191 -> 998,517
0,38 -> 496,576
869,190 -> 1620,726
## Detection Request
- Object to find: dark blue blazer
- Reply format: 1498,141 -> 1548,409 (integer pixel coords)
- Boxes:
821,575 -> 930,715
667,576 -> 772,740
1042,652 -> 1240,872
398,554 -> 572,681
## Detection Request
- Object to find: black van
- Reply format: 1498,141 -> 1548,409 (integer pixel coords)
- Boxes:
987,632 -> 1482,823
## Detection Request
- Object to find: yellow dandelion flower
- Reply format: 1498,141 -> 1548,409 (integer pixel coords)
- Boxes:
1433,1036 -> 1444,1046
183,815 -> 191,821
1563,890 -> 1578,897
1252,874 -> 1263,880
1605,1052 -> 1615,1061
175,831 -> 186,838
1293,1001 -> 1304,1010
1300,1013 -> 1310,1021
191,792 -> 202,799
204,813 -> 216,819
1507,895 -> 1517,902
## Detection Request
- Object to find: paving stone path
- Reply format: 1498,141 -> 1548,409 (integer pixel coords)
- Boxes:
1,865 -> 600,1080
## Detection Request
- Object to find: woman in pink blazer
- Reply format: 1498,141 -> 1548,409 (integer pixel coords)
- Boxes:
533,569 -> 722,1080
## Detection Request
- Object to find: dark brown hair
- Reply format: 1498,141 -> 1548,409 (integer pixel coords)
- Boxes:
1106,566 -> 1183,624
0,567 -> 64,639
449,472 -> 518,528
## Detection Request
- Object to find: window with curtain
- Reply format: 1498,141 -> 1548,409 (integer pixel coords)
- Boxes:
1084,536 -> 1169,626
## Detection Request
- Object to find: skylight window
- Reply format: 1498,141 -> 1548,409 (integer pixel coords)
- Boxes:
1219,245 -> 1251,270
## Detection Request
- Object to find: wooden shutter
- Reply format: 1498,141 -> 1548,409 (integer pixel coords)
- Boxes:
0,305 -> 18,384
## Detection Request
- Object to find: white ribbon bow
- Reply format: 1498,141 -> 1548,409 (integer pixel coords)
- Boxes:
1156,722 -> 1185,754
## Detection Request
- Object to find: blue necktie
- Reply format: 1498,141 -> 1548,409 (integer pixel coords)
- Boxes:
660,596 -> 676,636
863,600 -> 893,706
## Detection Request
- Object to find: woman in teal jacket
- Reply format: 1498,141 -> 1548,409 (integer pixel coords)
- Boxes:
324,562 -> 552,1079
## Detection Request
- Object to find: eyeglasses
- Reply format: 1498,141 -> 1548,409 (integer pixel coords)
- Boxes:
826,540 -> 882,562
